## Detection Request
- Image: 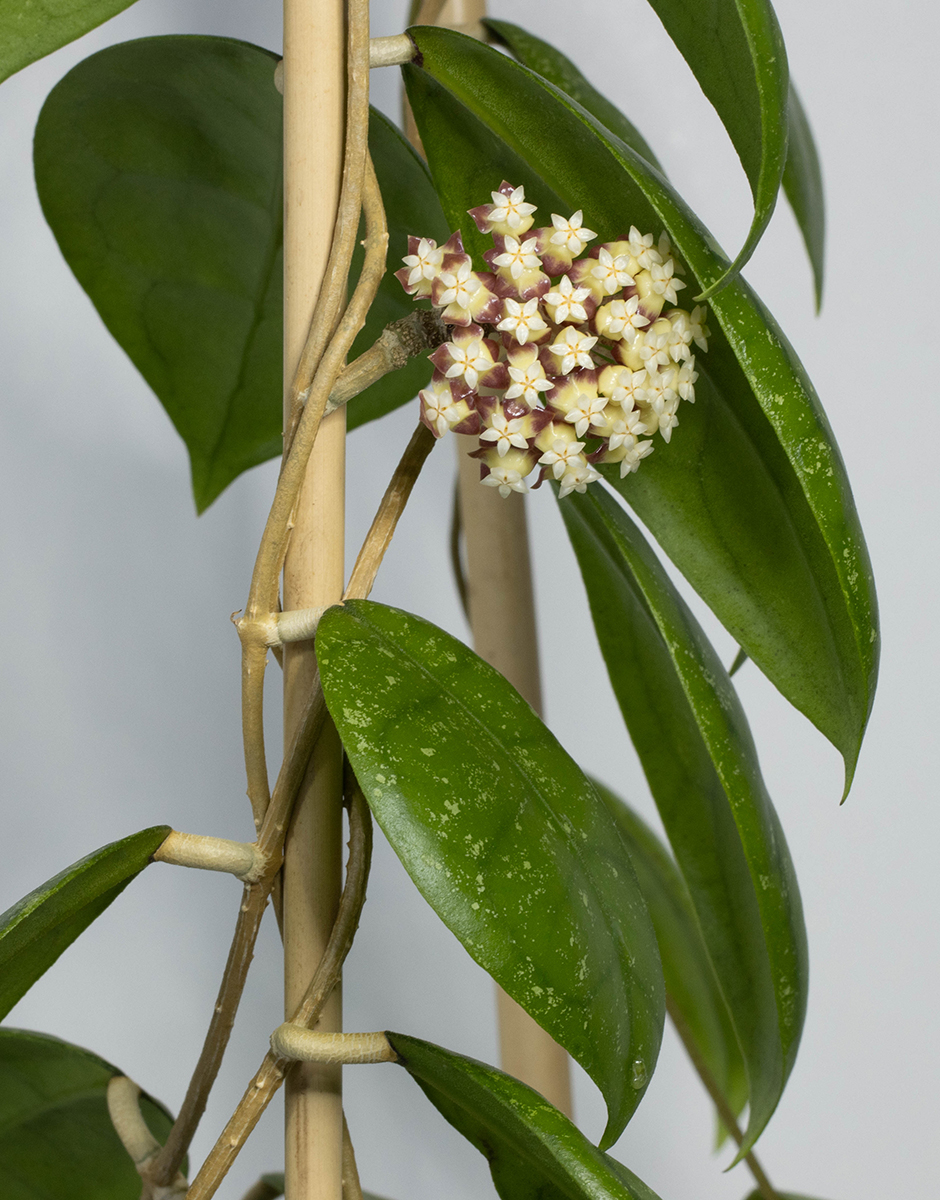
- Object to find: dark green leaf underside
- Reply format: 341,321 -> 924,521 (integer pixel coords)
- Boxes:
481,19 -> 663,171
0,0 -> 138,84
783,84 -> 825,309
34,35 -> 285,512
560,484 -> 806,1150
34,36 -> 443,509
639,0 -> 789,291
404,26 -> 877,791
317,600 -> 663,1148
0,1028 -> 177,1199
0,826 -> 169,1020
594,782 -> 748,1132
389,1033 -> 662,1200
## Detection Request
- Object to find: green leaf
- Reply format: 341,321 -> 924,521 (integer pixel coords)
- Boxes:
483,19 -> 823,312
0,0 -> 138,84
481,19 -> 664,171
0,826 -> 170,1021
388,1032 -> 662,1200
34,37 -> 442,511
317,600 -> 664,1149
593,782 -> 748,1137
404,27 -> 877,792
638,0 -> 789,292
783,84 -> 825,310
33,35 -> 284,512
0,1028 -> 177,1199
346,109 -> 450,431
558,484 -> 807,1152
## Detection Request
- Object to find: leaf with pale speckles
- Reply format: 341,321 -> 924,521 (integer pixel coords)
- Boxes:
389,1033 -> 663,1200
405,27 -> 877,795
560,484 -> 806,1155
317,600 -> 664,1149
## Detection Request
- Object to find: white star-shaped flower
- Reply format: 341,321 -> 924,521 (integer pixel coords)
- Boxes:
506,357 -> 552,405
605,368 -> 650,410
443,339 -> 492,390
606,406 -> 647,451
483,466 -> 529,498
489,185 -> 537,232
626,226 -> 662,270
689,304 -> 710,351
402,237 -> 444,285
669,358 -> 698,402
564,393 -> 610,438
549,326 -> 598,374
649,258 -> 685,305
638,328 -> 672,373
538,437 -> 587,480
549,210 -> 597,255
543,274 -> 591,324
592,247 -> 636,295
497,297 -> 549,344
419,382 -> 464,438
618,438 -> 655,476
654,395 -> 680,442
596,296 -> 649,342
480,411 -> 530,457
493,235 -> 542,280
558,462 -> 601,498
437,259 -> 482,309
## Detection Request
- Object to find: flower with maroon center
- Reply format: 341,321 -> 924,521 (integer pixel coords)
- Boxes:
480,405 -> 531,458
429,326 -> 505,391
395,236 -> 445,298
542,273 -> 593,325
497,296 -> 550,345
469,181 -> 538,236
544,326 -> 598,376
504,344 -> 554,406
396,183 -> 705,498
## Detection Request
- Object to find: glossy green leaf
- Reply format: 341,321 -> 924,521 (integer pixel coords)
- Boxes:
404,27 -> 877,791
637,0 -> 789,291
559,484 -> 807,1152
0,826 -> 169,1021
0,0 -> 138,84
483,19 -> 823,311
388,1033 -> 662,1200
0,1028 -> 177,1199
481,19 -> 663,171
593,782 -> 748,1136
347,109 -> 449,431
783,84 -> 825,310
317,600 -> 664,1148
34,38 -> 442,511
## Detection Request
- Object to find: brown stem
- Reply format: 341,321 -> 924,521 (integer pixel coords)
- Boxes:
344,423 -> 436,602
149,882 -> 270,1186
666,995 -> 781,1200
185,781 -> 373,1200
341,1116 -> 364,1200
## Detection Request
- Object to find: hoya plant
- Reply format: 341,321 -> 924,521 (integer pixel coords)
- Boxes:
0,1 -> 877,1199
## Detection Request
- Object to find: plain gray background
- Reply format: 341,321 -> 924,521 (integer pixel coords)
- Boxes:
1,1 -> 936,1196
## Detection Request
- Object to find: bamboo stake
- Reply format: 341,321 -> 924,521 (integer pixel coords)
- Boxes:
408,0 -> 574,1120
282,0 -> 347,1196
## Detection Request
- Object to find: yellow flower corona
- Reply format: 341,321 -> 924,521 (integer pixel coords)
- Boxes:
396,182 -> 709,499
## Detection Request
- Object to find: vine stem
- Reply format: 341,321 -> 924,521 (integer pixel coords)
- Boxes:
666,996 -> 782,1200
184,782 -> 373,1200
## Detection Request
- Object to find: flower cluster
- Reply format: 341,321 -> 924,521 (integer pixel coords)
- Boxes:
396,182 -> 709,499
